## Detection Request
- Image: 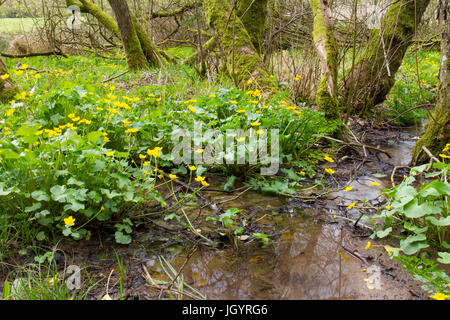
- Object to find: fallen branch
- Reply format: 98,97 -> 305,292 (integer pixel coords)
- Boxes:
321,135 -> 392,158
1,51 -> 68,58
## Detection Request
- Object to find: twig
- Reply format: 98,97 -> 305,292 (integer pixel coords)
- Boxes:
321,135 -> 391,158
421,146 -> 440,163
100,70 -> 129,83
1,51 -> 68,58
391,165 -> 410,187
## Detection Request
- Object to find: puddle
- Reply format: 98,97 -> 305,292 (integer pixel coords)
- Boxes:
50,127 -> 429,300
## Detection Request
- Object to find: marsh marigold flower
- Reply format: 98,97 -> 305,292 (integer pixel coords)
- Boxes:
64,216 -> 75,227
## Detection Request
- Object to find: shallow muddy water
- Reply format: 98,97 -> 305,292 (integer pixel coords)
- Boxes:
56,126 -> 429,300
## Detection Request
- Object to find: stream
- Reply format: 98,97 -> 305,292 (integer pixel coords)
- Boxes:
61,125 -> 431,300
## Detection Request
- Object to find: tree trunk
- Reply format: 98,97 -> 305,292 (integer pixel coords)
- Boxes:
0,58 -> 17,103
236,0 -> 269,54
310,0 -> 339,120
67,0 -> 161,69
107,0 -> 149,70
202,0 -> 276,92
342,0 -> 431,115
411,0 -> 450,165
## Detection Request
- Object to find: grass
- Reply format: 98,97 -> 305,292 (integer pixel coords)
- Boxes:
0,18 -> 42,35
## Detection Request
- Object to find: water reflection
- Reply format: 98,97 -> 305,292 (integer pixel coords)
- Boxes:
149,215 -> 368,300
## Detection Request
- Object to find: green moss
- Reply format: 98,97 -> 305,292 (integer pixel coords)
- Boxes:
66,0 -> 120,38
310,0 -> 339,120
202,0 -> 276,93
131,15 -> 162,67
344,0 -> 431,115
236,0 -> 268,53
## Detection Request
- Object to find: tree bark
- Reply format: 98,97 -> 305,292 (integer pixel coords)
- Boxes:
236,0 -> 269,54
67,0 -> 161,70
202,0 -> 276,93
0,58 -> 17,103
107,0 -> 149,70
310,0 -> 339,120
342,0 -> 431,115
411,0 -> 450,165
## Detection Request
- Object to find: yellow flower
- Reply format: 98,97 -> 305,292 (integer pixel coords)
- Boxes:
147,147 -> 162,158
1,74 -> 9,80
195,148 -> 204,153
365,242 -> 371,250
385,205 -> 392,210
9,100 -> 15,104
333,215 -> 337,220
189,106 -> 196,112
300,171 -> 306,175
247,79 -> 253,84
139,154 -> 147,159
230,100 -> 238,104
189,165 -> 196,171
209,94 -> 216,98
201,180 -> 210,187
370,181 -> 381,186
256,129 -> 264,135
324,156 -> 334,163
109,85 -> 116,91
143,161 -> 150,166
169,174 -> 178,180
439,154 -> 450,159
237,109 -> 246,113
344,186 -> 353,191
195,176 -> 205,182
250,122 -> 261,127
123,119 -> 131,127
125,128 -> 138,134
5,108 -> 15,117
148,93 -> 155,97
64,216 -> 75,227
347,202 -> 356,209
143,170 -> 151,175
19,64 -> 28,70
105,151 -> 115,157
15,70 -> 23,76
236,137 -> 245,142
34,74 -> 41,79
429,292 -> 450,300
250,100 -> 259,104
325,168 -> 335,175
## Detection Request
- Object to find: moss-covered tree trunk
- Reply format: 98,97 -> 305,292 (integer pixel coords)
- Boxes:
342,0 -> 430,115
66,0 -> 120,38
0,58 -> 18,103
236,0 -> 269,54
310,0 -> 339,120
107,0 -> 149,70
411,0 -> 449,165
67,0 -> 162,69
202,0 -> 276,92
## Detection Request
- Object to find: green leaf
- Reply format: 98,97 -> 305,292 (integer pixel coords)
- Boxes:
437,252 -> 450,264
115,231 -> 132,244
0,183 -> 15,196
3,280 -> 10,300
31,190 -> 50,202
425,216 -> 450,227
376,227 -> 392,238
62,228 -> 72,236
67,177 -> 85,187
400,234 -> 429,255
50,185 -> 68,202
421,180 -> 450,196
223,175 -> 236,191
36,231 -> 46,241
403,199 -> 433,218
25,202 -> 42,213
87,131 -> 103,144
